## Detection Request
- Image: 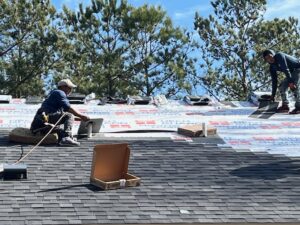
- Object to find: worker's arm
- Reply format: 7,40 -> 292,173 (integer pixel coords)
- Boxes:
275,53 -> 293,81
270,66 -> 278,99
68,106 -> 90,121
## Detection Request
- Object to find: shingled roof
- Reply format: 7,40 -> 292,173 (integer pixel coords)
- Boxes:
1,95 -> 300,224
1,129 -> 300,225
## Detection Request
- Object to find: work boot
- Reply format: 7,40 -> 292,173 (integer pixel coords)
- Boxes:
289,108 -> 300,115
276,104 -> 289,113
59,136 -> 80,146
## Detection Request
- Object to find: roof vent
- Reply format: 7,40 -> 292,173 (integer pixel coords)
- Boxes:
98,96 -> 127,105
183,95 -> 211,106
25,96 -> 43,104
0,95 -> 12,104
67,93 -> 86,104
127,96 -> 152,105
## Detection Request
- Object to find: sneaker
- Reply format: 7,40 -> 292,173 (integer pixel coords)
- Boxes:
289,108 -> 300,114
59,136 -> 80,146
277,104 -> 289,113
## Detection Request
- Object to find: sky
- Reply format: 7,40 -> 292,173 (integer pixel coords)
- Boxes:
52,0 -> 300,31
50,0 -> 300,96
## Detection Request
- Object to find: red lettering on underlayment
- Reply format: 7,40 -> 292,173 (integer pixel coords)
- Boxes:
209,121 -> 230,126
11,99 -> 23,104
135,120 -> 156,125
139,109 -> 158,113
281,122 -> 300,127
110,124 -> 131,128
228,140 -> 251,145
0,107 -> 16,111
115,112 -> 135,115
253,136 -> 275,141
260,125 -> 280,129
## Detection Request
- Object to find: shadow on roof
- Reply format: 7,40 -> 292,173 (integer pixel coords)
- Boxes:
230,160 -> 300,180
38,183 -> 103,193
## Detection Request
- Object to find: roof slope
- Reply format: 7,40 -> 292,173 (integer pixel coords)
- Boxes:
1,131 -> 300,224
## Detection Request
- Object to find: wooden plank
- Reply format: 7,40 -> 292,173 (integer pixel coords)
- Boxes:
178,124 -> 217,137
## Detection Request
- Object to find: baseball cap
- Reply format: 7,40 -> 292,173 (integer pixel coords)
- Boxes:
57,79 -> 77,88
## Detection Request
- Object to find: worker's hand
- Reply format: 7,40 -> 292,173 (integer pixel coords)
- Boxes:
80,115 -> 90,122
270,96 -> 275,102
289,83 -> 297,91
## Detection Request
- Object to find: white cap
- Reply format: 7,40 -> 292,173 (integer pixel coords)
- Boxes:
57,79 -> 77,88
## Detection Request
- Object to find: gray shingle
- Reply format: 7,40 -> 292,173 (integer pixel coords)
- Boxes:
1,131 -> 300,224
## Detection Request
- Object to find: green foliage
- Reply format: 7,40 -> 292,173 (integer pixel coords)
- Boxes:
58,0 -> 135,97
1,0 -> 198,98
58,0 -> 197,98
194,0 -> 269,100
0,0 -> 60,97
194,0 -> 300,100
123,4 -> 197,97
1,0 -> 299,100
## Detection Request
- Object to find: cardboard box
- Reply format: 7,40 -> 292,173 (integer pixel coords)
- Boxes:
90,143 -> 141,190
178,124 -> 217,137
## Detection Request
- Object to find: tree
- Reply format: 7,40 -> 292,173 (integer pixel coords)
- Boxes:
0,0 -> 61,97
194,0 -> 300,100
60,1 -> 197,98
59,0 -> 136,97
124,5 -> 197,97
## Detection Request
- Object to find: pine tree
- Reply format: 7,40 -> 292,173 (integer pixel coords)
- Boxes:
124,4 -> 197,97
194,0 -> 300,100
0,0 -> 61,97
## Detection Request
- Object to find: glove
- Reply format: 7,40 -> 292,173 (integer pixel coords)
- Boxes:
288,83 -> 297,91
270,96 -> 275,102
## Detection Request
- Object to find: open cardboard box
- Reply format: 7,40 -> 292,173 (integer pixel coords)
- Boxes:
90,143 -> 141,190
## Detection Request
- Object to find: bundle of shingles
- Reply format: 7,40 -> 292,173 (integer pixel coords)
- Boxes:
178,124 -> 217,137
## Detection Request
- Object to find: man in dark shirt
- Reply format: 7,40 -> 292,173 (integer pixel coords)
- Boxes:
30,79 -> 90,146
263,49 -> 300,114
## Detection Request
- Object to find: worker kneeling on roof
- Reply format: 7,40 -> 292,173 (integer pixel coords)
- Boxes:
30,79 -> 90,146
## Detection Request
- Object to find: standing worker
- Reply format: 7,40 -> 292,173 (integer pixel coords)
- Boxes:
263,49 -> 300,114
30,79 -> 90,146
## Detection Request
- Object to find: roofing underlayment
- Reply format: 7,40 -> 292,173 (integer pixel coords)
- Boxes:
0,99 -> 299,157
1,99 -> 300,224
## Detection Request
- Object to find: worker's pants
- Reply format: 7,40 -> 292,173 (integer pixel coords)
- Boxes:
279,69 -> 300,108
30,110 -> 74,140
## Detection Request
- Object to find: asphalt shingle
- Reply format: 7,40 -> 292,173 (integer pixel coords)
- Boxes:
0,131 -> 300,224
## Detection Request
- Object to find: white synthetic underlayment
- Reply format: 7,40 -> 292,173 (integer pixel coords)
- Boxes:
1,99 -> 300,157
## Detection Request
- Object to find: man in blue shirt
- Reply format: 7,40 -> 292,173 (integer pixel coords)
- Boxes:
30,79 -> 90,146
263,49 -> 300,114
